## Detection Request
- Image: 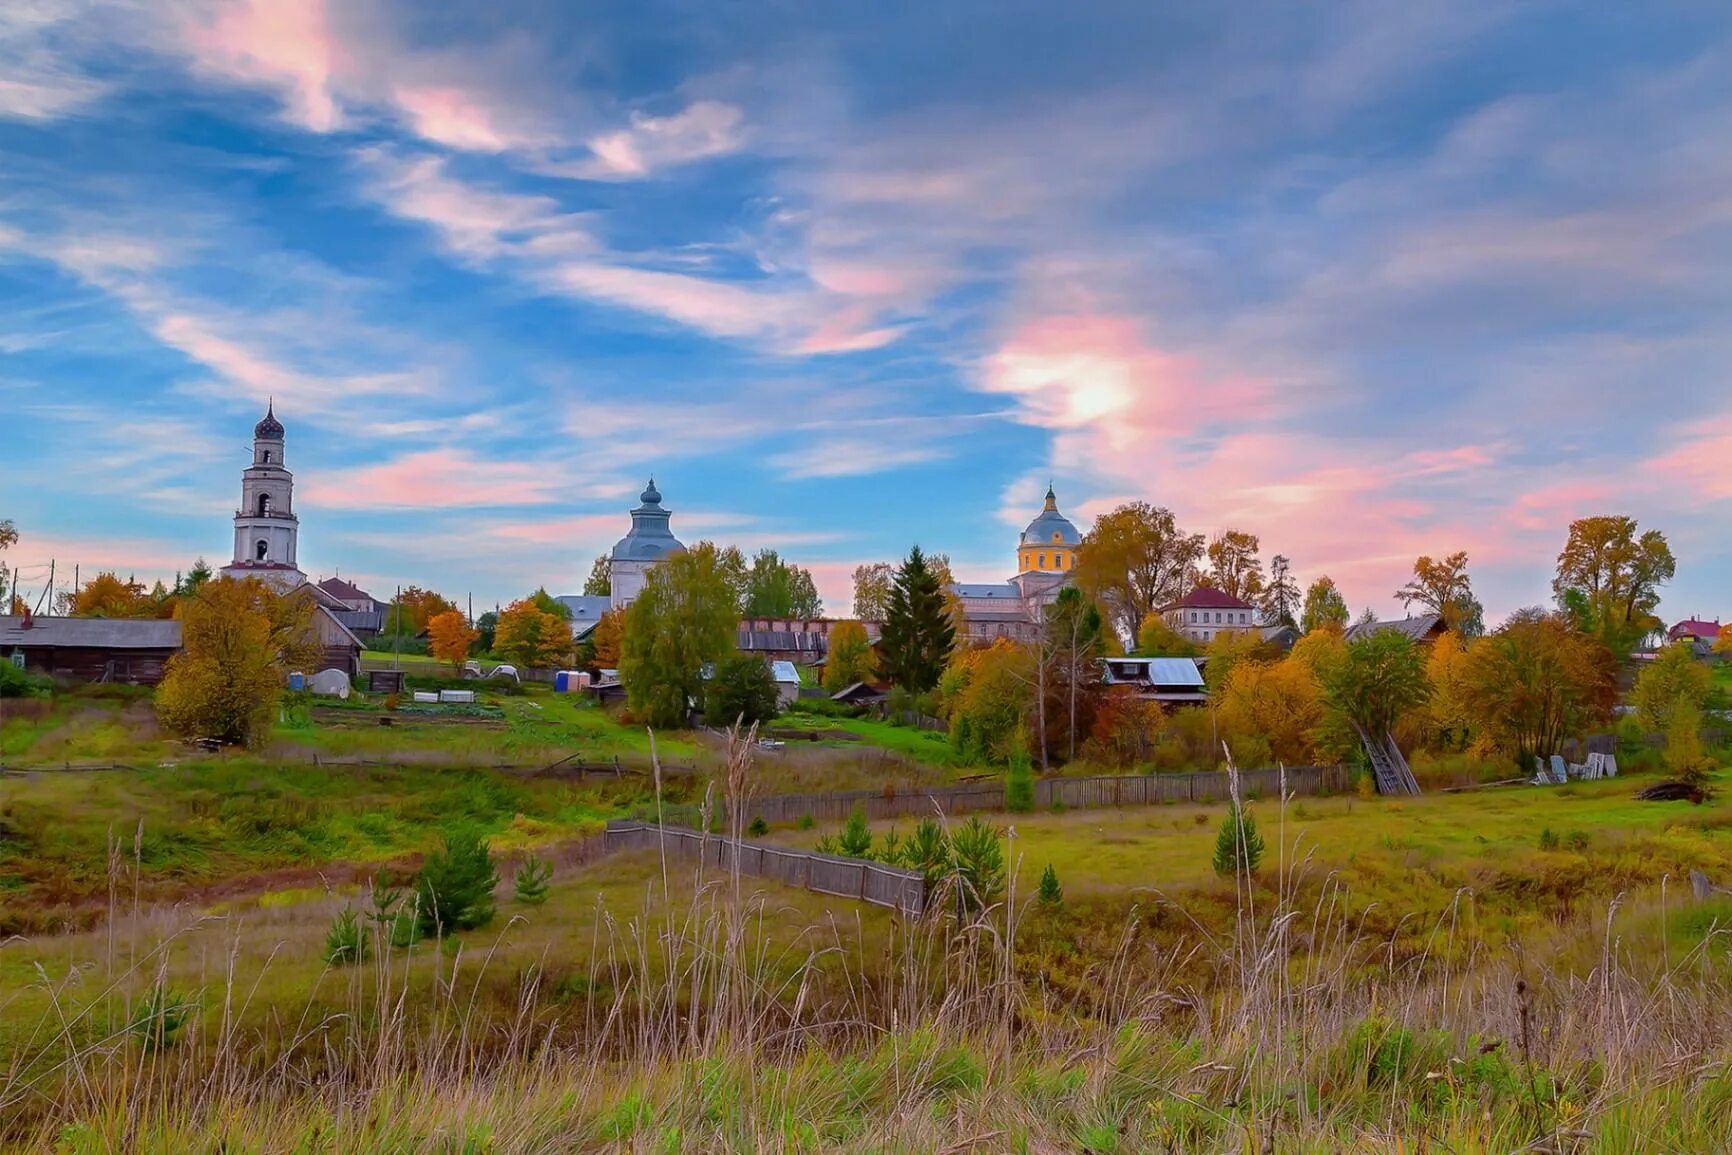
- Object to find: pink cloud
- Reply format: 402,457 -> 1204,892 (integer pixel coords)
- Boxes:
185,0 -> 342,131
546,101 -> 745,180
357,148 -> 592,260
1649,415 -> 1732,501
389,85 -> 547,153
302,449 -> 568,510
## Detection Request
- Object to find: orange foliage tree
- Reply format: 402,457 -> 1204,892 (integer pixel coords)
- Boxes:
588,607 -> 625,668
69,572 -> 154,619
427,609 -> 480,673
155,579 -> 321,745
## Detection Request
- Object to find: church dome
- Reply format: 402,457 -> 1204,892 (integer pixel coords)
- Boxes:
611,476 -> 684,562
254,402 -> 285,441
1020,484 -> 1080,547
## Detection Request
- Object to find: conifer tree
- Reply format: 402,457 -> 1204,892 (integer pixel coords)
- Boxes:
877,546 -> 956,695
1037,864 -> 1064,907
1212,805 -> 1266,877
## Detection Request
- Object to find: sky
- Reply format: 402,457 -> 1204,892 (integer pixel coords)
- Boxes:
1,1 -> 1729,624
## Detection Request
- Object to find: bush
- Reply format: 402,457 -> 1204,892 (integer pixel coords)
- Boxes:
1037,863 -> 1063,908
513,855 -> 552,905
1005,742 -> 1035,813
416,825 -> 500,935
1537,827 -> 1560,851
323,906 -> 368,965
1212,806 -> 1265,877
129,985 -> 195,1052
0,662 -> 52,699
747,816 -> 769,838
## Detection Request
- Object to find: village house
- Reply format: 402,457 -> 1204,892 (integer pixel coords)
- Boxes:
1,610 -> 181,685
1162,586 -> 1260,644
1668,617 -> 1722,646
1344,613 -> 1449,646
1102,656 -> 1209,706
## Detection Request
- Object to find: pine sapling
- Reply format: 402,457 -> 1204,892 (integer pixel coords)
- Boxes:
1037,863 -> 1063,908
323,906 -> 368,965
1212,805 -> 1265,877
513,855 -> 553,905
837,804 -> 874,859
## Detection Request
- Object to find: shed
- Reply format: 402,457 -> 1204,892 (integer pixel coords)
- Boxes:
770,659 -> 802,708
1343,613 -> 1447,646
831,681 -> 888,707
1102,657 -> 1208,705
0,615 -> 181,685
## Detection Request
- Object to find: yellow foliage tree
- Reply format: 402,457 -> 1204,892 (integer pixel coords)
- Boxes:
1715,628 -> 1732,656
493,599 -> 571,669
1424,631 -> 1476,751
1215,656 -> 1325,765
588,607 -> 625,668
1135,612 -> 1199,657
822,619 -> 875,692
155,578 -> 321,746
69,572 -> 154,619
427,609 -> 479,673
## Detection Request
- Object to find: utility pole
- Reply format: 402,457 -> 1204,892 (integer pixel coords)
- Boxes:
34,560 -> 54,615
394,584 -> 402,672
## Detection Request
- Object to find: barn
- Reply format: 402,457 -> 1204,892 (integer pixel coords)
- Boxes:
1,614 -> 182,685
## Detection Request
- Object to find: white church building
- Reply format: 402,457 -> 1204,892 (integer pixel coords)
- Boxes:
557,477 -> 684,639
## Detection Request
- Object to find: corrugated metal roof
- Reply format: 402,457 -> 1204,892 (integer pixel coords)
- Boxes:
1344,613 -> 1443,643
1104,657 -> 1204,688
0,616 -> 182,649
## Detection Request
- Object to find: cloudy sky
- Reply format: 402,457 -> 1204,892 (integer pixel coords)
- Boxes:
1,1 -> 1728,622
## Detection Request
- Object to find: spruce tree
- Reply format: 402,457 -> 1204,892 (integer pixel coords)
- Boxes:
1212,805 -> 1266,877
1037,864 -> 1063,907
878,546 -> 956,696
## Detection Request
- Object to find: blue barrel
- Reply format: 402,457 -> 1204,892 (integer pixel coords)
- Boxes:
288,672 -> 306,691
554,671 -> 570,693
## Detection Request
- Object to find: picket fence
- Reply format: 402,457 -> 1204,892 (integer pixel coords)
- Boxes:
736,764 -> 1348,827
602,821 -> 927,916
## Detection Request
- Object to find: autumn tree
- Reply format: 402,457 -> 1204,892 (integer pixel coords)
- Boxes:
822,619 -> 876,692
1135,613 -> 1200,657
1202,628 -> 1271,695
1632,641 -> 1712,733
529,586 -> 573,622
493,599 -> 572,669
621,542 -> 741,728
851,563 -> 895,621
155,578 -> 322,746
1461,611 -> 1617,768
1395,552 -> 1485,637
1206,530 -> 1265,603
877,546 -> 956,696
1552,516 -> 1675,655
1084,687 -> 1166,768
69,572 -> 154,619
1074,502 -> 1206,640
742,549 -> 823,618
427,609 -> 480,673
1215,656 -> 1325,766
1259,554 -> 1300,629
386,586 -> 460,637
1716,629 -> 1732,657
583,556 -> 611,597
946,639 -> 1034,764
1423,631 -> 1476,751
1300,576 -> 1350,634
588,607 -> 625,668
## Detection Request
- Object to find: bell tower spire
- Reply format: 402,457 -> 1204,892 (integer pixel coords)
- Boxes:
222,404 -> 303,586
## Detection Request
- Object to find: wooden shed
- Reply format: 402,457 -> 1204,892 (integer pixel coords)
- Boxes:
1,614 -> 181,685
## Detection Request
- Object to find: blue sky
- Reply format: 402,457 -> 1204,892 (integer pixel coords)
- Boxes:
1,1 -> 1729,623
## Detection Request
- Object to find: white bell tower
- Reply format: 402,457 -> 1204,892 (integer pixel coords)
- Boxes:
221,402 -> 304,587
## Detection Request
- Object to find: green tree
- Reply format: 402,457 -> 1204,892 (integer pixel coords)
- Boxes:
475,610 -> 498,654
1205,529 -> 1265,603
1045,587 -> 1109,763
1005,738 -> 1035,812
1074,502 -> 1206,640
742,549 -> 823,618
529,586 -> 573,621
1395,552 -> 1485,637
706,654 -> 781,726
950,817 -> 1007,915
1300,576 -> 1350,634
323,907 -> 367,965
621,542 -> 742,728
1632,641 -> 1712,732
1325,630 -> 1431,740
1552,515 -> 1675,655
877,546 -> 956,695
836,805 -> 873,859
175,558 -> 214,598
583,555 -> 612,597
1212,806 -> 1266,877
416,825 -> 499,935
1259,554 -> 1300,629
822,619 -> 876,692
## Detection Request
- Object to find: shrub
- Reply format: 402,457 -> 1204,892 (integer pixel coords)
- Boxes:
797,814 -> 815,831
416,825 -> 500,935
950,817 -> 1006,914
323,906 -> 367,966
129,985 -> 195,1052
705,655 -> 781,727
513,855 -> 552,905
1037,864 -> 1063,908
1564,829 -> 1591,852
1212,806 -> 1265,877
1537,827 -> 1560,851
747,816 -> 769,838
0,662 -> 52,699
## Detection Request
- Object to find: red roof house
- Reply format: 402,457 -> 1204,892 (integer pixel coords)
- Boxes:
1668,618 -> 1722,644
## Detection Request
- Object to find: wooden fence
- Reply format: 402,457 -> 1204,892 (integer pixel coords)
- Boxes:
603,821 -> 927,915
736,764 -> 1349,827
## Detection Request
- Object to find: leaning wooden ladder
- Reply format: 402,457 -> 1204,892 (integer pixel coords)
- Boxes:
1355,723 -> 1422,795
